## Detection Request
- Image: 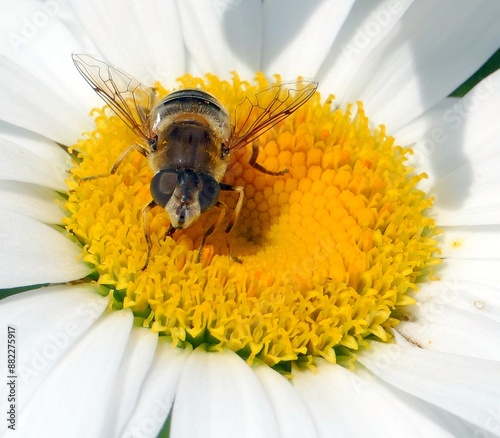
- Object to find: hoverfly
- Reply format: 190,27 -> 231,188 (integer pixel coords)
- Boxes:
72,54 -> 317,267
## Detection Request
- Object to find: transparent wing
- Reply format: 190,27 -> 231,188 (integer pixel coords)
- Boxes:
229,81 -> 318,151
72,53 -> 155,142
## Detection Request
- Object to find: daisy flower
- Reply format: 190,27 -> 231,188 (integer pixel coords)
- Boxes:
1,0 -> 500,437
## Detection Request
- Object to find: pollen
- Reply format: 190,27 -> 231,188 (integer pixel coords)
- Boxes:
65,73 -> 440,370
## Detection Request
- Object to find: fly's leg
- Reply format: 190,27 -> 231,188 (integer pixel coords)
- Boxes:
248,142 -> 288,176
140,199 -> 156,271
166,224 -> 176,238
219,183 -> 244,264
196,201 -> 228,263
80,143 -> 149,182
141,206 -> 177,271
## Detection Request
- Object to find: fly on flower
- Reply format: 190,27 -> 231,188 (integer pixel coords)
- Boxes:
72,54 -> 318,267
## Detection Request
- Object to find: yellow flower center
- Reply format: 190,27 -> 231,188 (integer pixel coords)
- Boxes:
65,73 -> 440,371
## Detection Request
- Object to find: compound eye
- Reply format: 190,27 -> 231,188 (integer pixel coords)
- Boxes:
199,175 -> 220,212
150,171 -> 178,207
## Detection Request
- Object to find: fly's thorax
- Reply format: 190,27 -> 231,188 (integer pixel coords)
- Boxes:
149,89 -> 232,180
147,120 -> 229,180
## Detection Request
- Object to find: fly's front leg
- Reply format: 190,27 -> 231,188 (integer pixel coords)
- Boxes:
166,224 -> 176,238
80,143 -> 149,182
141,207 -> 177,270
140,199 -> 157,271
220,183 -> 244,264
196,201 -> 228,264
248,142 -> 288,176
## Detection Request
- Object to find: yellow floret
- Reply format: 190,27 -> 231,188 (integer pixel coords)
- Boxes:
65,73 -> 440,370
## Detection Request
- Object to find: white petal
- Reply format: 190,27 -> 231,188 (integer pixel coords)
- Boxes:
414,280 -> 500,325
184,51 -> 206,79
0,57 -> 93,145
319,0 -> 414,98
295,360 -> 470,437
358,331 -> 500,431
438,258 -> 500,295
178,0 -> 261,79
171,348 -> 279,438
103,327 -> 159,438
0,136 -> 68,191
0,209 -> 91,288
393,97 -> 459,147
0,181 -> 65,224
253,363 -> 318,438
0,1 -> 102,116
70,0 -> 185,86
341,1 -> 500,131
0,121 -> 72,167
434,161 -> 500,227
0,285 -> 107,418
17,309 -> 133,437
395,69 -> 500,225
120,339 -> 191,438
432,70 -> 500,225
397,285 -> 500,361
439,225 -> 500,259
262,0 -> 355,79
